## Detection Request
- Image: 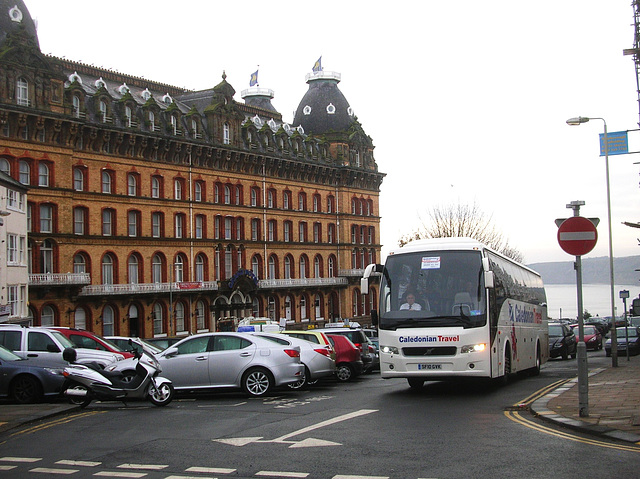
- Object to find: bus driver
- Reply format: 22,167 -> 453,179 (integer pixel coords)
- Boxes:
400,293 -> 423,311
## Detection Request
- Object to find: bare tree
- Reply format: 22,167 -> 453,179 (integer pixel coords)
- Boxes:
398,201 -> 524,263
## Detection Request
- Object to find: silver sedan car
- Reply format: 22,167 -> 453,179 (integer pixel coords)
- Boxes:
158,332 -> 304,397
250,332 -> 336,389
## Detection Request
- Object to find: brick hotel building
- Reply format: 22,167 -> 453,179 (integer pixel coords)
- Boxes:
0,0 -> 384,337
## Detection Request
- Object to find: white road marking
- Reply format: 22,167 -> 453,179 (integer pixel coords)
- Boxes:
186,466 -> 237,473
256,471 -> 309,478
0,456 -> 41,462
165,476 -> 214,479
118,463 -> 168,470
94,472 -> 147,478
29,467 -> 78,475
57,459 -> 101,467
273,409 -> 378,442
332,476 -> 389,479
0,465 -> 16,470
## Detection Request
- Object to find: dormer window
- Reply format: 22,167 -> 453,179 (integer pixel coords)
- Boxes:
223,123 -> 230,145
72,95 -> 82,118
252,115 -> 263,128
303,105 -> 311,115
268,119 -> 277,130
118,83 -> 129,95
68,71 -> 82,85
95,78 -> 107,90
297,126 -> 304,135
326,103 -> 336,114
16,77 -> 29,106
162,93 -> 172,104
347,106 -> 354,116
142,88 -> 151,101
99,99 -> 109,123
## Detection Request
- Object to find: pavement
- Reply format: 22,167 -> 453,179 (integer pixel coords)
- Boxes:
1,357 -> 639,443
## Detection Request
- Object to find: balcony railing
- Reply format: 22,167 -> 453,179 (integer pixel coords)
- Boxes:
79,281 -> 219,296
258,277 -> 347,289
29,273 -> 91,286
338,269 -> 364,277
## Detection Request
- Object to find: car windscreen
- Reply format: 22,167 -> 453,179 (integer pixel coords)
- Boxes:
549,325 -> 564,337
50,331 -> 75,348
0,345 -> 22,361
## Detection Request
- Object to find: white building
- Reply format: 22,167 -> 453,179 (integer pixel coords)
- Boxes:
0,171 -> 28,323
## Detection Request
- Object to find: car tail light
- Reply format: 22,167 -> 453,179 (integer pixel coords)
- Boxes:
283,349 -> 300,358
354,342 -> 363,352
314,348 -> 332,357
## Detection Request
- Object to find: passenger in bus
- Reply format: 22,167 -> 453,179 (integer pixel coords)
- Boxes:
400,292 -> 428,311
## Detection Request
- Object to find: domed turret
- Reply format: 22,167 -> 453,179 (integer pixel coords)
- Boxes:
293,70 -> 355,135
0,1 -> 40,49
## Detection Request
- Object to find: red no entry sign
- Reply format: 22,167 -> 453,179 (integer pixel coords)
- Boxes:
557,216 -> 598,256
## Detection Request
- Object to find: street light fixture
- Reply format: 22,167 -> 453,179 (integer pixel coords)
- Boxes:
566,116 -> 618,367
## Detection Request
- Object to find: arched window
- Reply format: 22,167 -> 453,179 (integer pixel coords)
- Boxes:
102,305 -> 115,336
174,256 -> 184,282
153,302 -> 164,335
328,256 -> 336,278
224,246 -> 233,278
152,254 -> 162,283
175,302 -> 185,333
74,307 -> 87,330
300,255 -> 307,278
72,95 -> 82,118
128,255 -> 139,284
0,158 -> 10,175
314,294 -> 322,319
284,255 -> 293,279
99,99 -> 109,123
196,300 -> 206,330
251,254 -> 262,279
127,173 -> 137,196
101,170 -> 113,194
195,254 -> 206,282
300,296 -> 307,320
224,185 -> 231,204
314,256 -> 322,278
194,181 -> 203,202
284,295 -> 293,321
151,176 -> 161,198
19,160 -> 30,185
41,305 -> 55,326
268,255 -> 277,280
73,253 -> 87,274
102,254 -> 114,285
267,296 -> 277,321
73,167 -> 84,191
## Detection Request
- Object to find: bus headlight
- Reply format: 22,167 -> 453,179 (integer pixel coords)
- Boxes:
460,343 -> 486,354
380,345 -> 399,355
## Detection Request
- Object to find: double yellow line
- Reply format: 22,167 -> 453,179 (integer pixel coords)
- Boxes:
1,410 -> 106,444
505,379 -> 640,452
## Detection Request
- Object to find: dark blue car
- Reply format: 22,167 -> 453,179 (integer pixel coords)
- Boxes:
605,327 -> 640,357
0,345 -> 66,403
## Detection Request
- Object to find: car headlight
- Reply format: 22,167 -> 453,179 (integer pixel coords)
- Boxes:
460,343 -> 486,354
380,345 -> 399,354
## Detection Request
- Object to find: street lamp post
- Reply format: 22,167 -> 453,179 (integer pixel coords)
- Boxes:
621,290 -> 630,361
566,116 -> 618,367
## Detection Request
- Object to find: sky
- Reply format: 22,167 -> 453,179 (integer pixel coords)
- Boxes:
22,0 -> 640,268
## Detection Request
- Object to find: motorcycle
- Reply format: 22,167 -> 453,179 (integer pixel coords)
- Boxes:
62,344 -> 174,408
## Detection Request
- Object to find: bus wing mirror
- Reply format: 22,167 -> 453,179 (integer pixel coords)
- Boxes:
361,263 -> 383,294
485,271 -> 495,289
361,277 -> 370,294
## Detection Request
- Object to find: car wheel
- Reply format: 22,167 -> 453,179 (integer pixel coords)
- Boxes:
561,346 -> 569,360
242,367 -> 273,397
407,378 -> 424,389
10,375 -> 43,404
335,363 -> 354,382
605,350 -> 611,357
148,382 -> 174,406
288,366 -> 310,390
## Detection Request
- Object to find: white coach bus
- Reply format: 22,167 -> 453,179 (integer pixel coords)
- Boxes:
361,238 -> 548,388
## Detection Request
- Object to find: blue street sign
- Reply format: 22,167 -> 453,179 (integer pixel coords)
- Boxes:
599,131 -> 628,156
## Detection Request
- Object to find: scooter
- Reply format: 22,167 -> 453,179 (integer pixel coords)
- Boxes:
62,345 -> 174,408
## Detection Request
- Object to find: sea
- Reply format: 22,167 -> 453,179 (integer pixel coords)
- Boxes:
544,283 -> 640,320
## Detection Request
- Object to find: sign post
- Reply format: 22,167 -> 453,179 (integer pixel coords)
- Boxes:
556,201 -> 599,417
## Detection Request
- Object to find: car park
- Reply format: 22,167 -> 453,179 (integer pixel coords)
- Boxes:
249,332 -> 335,389
0,345 -> 66,403
48,328 -> 134,358
149,332 -> 305,397
319,327 -> 374,371
570,324 -> 603,350
606,327 -> 640,357
548,322 -> 577,360
0,325 -> 123,368
326,334 -> 363,382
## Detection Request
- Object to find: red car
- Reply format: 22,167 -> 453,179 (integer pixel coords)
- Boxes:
47,328 -> 133,358
570,324 -> 603,351
327,334 -> 364,382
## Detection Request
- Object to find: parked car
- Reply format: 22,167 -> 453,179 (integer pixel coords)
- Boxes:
144,337 -> 183,350
320,327 -> 374,371
326,334 -> 364,382
606,327 -> 640,357
48,327 -> 134,358
278,330 -> 336,361
585,319 -> 609,336
569,324 -> 603,350
0,325 -> 123,368
628,316 -> 640,328
105,336 -> 163,355
0,345 -> 66,403
250,332 -> 335,388
150,332 -> 305,397
548,322 -> 577,360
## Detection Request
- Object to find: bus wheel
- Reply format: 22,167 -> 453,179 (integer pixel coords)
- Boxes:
407,378 -> 424,389
529,344 -> 541,376
496,348 -> 511,386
